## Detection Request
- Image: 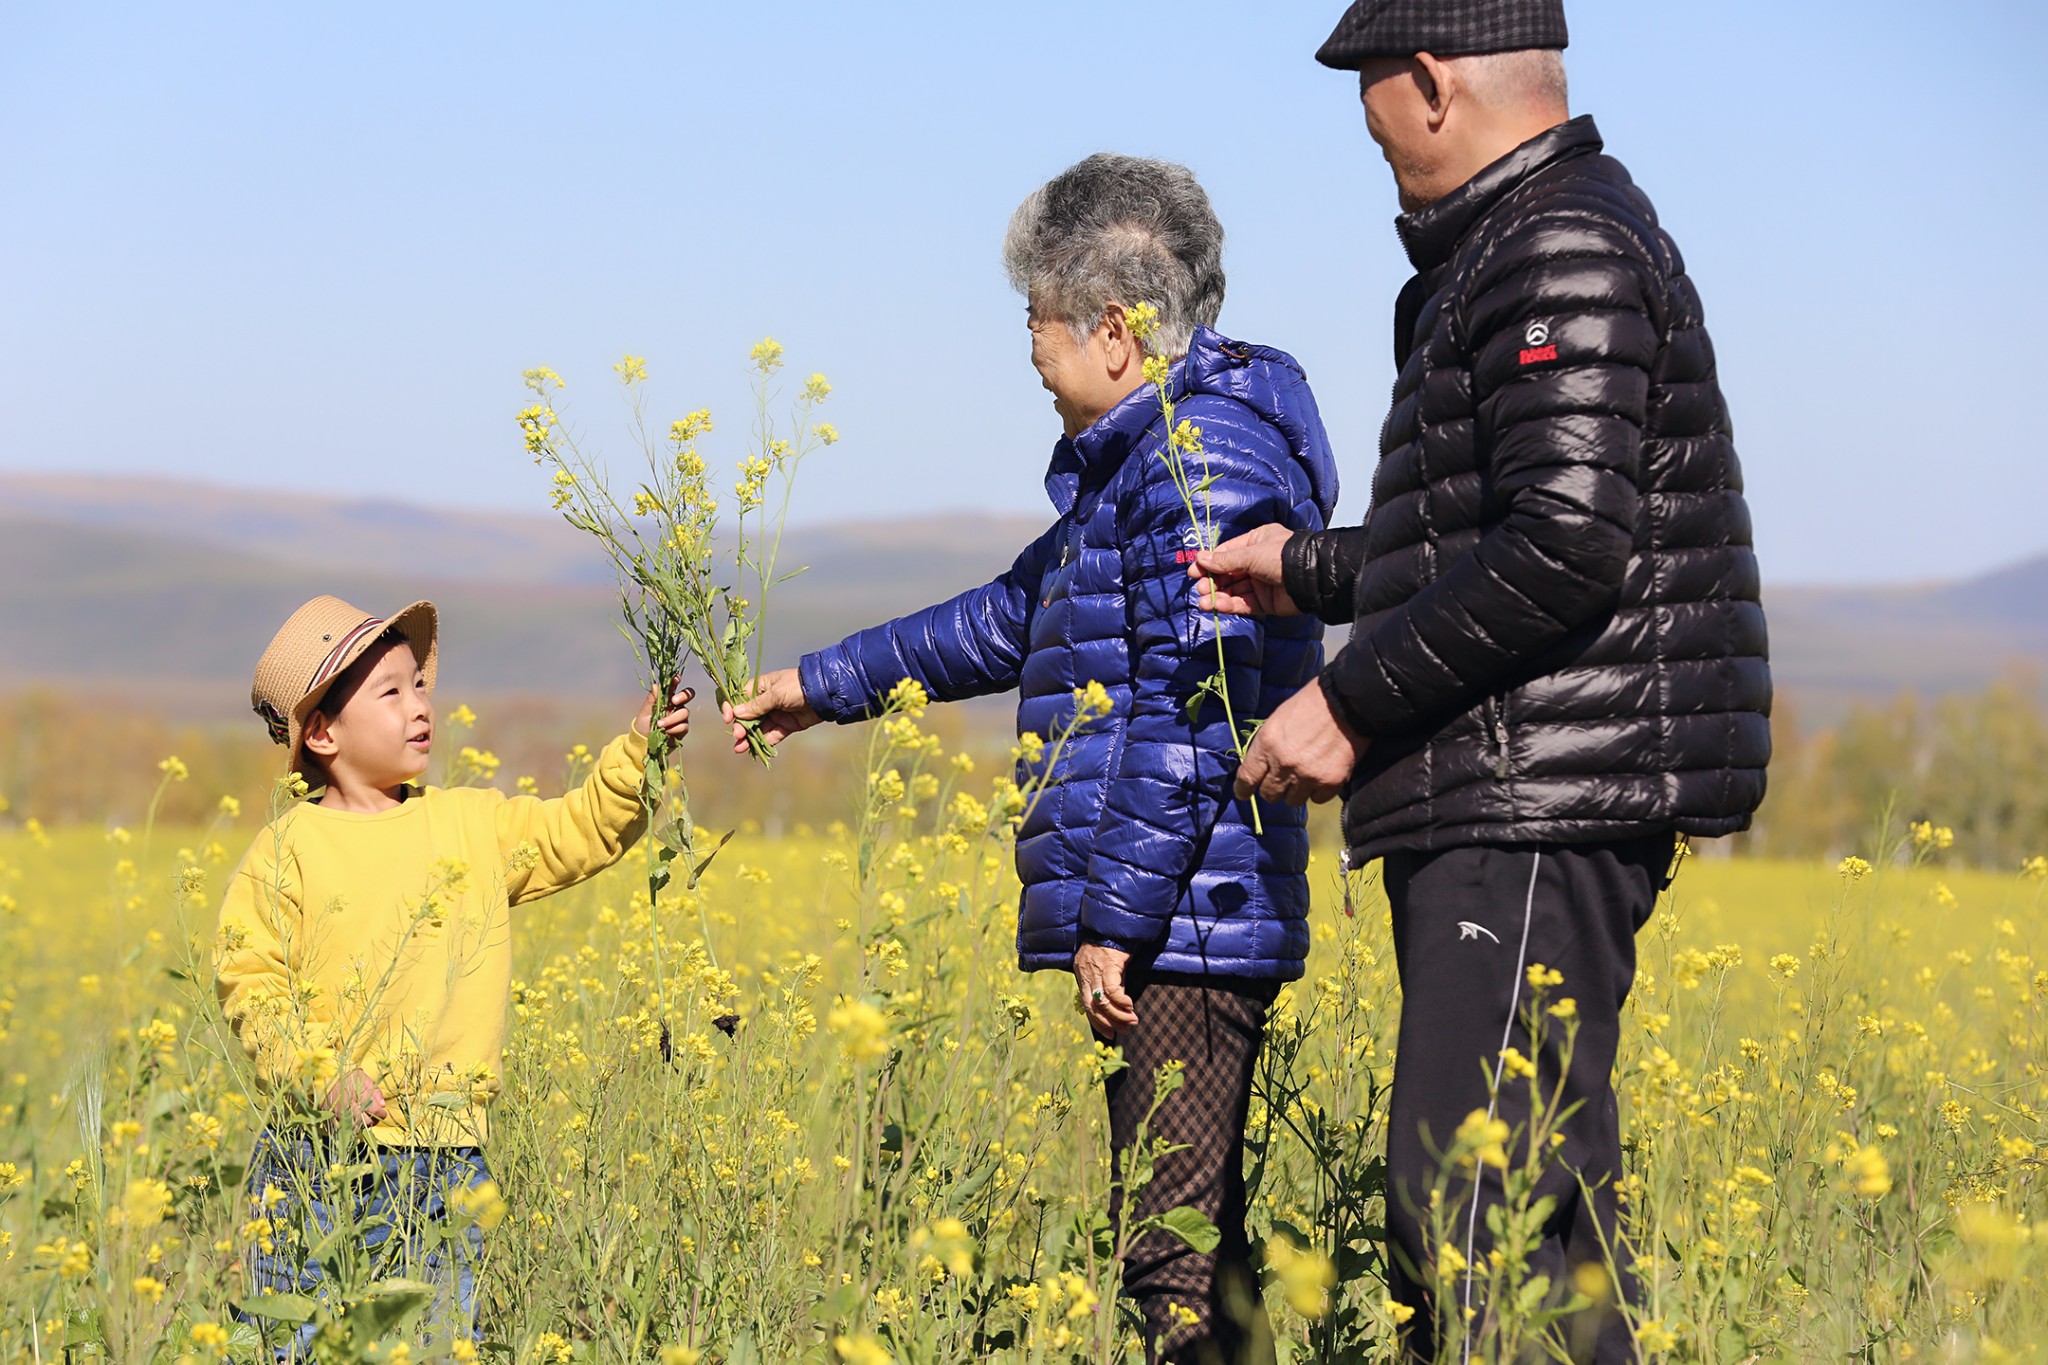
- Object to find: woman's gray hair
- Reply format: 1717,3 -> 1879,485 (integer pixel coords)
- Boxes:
1003,153 -> 1225,359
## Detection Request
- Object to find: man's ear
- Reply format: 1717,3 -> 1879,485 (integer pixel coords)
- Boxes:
1414,52 -> 1453,131
302,710 -> 338,759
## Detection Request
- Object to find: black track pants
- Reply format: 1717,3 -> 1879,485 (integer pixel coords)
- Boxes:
1380,835 -> 1673,1365
1103,973 -> 1280,1365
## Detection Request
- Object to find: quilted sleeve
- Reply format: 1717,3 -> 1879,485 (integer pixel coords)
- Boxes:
1076,399 -> 1293,953
1282,524 -> 1369,626
798,523 -> 1059,722
1319,218 -> 1657,735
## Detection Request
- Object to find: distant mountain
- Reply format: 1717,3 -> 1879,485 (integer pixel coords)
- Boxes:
0,475 -> 1045,716
1,475 -> 2042,728
3,473 -> 611,586
1764,561 -> 2048,719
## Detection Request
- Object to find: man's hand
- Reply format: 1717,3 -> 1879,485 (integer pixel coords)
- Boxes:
1188,522 -> 1299,617
324,1068 -> 387,1129
1074,943 -> 1139,1039
1234,682 -> 1368,805
723,669 -> 822,755
633,682 -> 694,742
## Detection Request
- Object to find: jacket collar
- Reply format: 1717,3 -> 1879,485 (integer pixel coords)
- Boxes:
1044,366 -> 1167,515
1395,115 -> 1603,272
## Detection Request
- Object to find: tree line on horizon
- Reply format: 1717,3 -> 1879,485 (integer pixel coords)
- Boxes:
2,674 -> 2045,871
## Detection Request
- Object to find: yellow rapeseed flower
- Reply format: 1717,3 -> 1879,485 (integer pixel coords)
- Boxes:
449,1179 -> 508,1231
1265,1234 -> 1336,1317
1455,1109 -> 1510,1169
833,1335 -> 893,1365
827,998 -> 890,1064
1635,1321 -> 1679,1352
113,1178 -> 174,1230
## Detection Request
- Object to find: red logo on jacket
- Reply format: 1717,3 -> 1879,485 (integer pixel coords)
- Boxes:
1518,344 -> 1558,365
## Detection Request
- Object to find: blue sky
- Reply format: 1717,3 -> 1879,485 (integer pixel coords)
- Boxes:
4,1 -> 2043,585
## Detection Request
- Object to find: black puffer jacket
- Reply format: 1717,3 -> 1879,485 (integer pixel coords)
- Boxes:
1284,116 -> 1769,861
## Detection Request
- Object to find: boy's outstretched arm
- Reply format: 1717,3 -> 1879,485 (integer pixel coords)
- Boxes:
497,685 -> 689,902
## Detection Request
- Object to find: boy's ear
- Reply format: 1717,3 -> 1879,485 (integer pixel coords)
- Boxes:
302,710 -> 339,759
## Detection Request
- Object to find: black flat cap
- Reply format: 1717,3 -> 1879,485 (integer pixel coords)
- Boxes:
1316,0 -> 1568,69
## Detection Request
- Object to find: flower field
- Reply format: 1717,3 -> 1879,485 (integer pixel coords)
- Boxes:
1,711 -> 2044,1363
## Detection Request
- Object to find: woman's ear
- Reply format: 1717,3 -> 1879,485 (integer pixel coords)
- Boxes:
1097,303 -> 1139,375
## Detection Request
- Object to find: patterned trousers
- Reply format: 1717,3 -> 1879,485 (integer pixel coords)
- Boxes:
1103,972 -> 1280,1365
236,1129 -> 492,1360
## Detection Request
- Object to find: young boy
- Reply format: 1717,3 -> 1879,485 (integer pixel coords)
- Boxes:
216,594 -> 689,1352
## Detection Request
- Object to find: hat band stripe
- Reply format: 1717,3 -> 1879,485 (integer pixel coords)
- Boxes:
306,617 -> 387,694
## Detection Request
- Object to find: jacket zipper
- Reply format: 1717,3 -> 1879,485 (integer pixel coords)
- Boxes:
1489,693 -> 1511,780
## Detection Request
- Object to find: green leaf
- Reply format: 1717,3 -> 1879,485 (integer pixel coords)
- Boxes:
815,1281 -> 865,1325
1153,1205 -> 1221,1254
684,829 -> 737,888
347,1278 -> 436,1339
943,1159 -> 999,1211
232,1291 -> 318,1325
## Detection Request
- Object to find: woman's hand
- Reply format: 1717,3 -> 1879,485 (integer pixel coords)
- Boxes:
634,682 -> 694,741
1188,522 -> 1300,617
1074,943 -> 1139,1038
724,669 -> 822,755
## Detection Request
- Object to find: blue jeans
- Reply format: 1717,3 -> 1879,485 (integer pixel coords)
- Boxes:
237,1130 -> 491,1359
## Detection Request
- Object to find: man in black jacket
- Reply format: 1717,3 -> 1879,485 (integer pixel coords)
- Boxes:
1190,2 -> 1769,1359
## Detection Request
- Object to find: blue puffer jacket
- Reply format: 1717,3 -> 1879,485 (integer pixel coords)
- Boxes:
800,328 -> 1339,979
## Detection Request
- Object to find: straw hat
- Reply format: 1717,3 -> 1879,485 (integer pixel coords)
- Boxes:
250,596 -> 439,772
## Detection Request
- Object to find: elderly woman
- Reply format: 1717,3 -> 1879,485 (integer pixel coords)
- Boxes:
728,154 -> 1338,1363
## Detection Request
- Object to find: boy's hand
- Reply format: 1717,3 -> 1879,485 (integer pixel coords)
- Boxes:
634,683 -> 694,742
324,1069 -> 387,1129
724,670 -> 821,754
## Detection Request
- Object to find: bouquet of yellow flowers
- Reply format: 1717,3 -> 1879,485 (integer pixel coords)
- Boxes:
517,341 -> 836,889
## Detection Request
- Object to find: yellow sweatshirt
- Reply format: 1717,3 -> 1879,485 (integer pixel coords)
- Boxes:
214,730 -> 648,1145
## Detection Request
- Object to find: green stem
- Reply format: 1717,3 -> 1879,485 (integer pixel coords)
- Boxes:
1154,374 -> 1264,835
